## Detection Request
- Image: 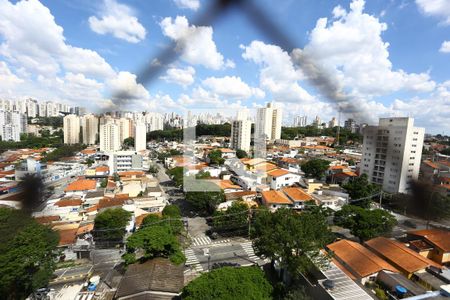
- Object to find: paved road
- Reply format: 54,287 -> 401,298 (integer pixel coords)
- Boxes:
51,265 -> 92,285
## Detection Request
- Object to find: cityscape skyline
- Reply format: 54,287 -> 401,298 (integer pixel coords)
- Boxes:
0,0 -> 449,134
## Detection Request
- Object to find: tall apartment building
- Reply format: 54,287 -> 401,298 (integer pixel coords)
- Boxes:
293,115 -> 307,127
25,98 -> 38,118
135,122 -> 147,152
329,117 -> 338,128
344,118 -> 358,133
144,112 -> 164,132
255,102 -> 282,141
100,122 -> 120,152
81,114 -> 99,145
231,119 -> 252,152
360,117 -> 424,194
118,118 -> 131,143
0,111 -> 27,142
63,114 -> 81,144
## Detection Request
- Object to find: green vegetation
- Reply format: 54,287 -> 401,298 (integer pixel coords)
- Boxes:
181,266 -> 272,300
0,208 -> 59,299
334,205 -> 397,242
195,170 -> 211,179
148,164 -> 159,174
123,137 -> 134,148
147,124 -> 231,142
166,166 -> 184,187
375,288 -> 388,300
186,186 -> 226,216
0,131 -> 63,152
28,116 -> 63,128
440,148 -> 450,155
147,129 -> 183,141
41,144 -> 86,162
125,206 -> 185,265
252,208 -> 332,275
208,149 -> 224,165
236,149 -> 248,159
94,208 -> 132,243
301,159 -> 330,179
157,149 -> 183,161
342,174 -> 380,207
212,201 -> 249,234
100,178 -> 108,188
281,126 -> 362,144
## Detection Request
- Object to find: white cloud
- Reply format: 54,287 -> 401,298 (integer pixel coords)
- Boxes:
0,0 -> 115,78
440,41 -> 450,53
173,0 -> 200,11
241,41 -> 315,103
416,0 -> 450,25
0,61 -> 23,87
303,0 -> 436,96
161,66 -> 195,87
160,16 -> 228,70
202,76 -> 265,99
88,0 -> 146,43
108,71 -> 150,104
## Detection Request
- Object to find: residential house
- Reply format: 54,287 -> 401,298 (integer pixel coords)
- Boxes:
365,237 -> 441,279
327,239 -> 398,284
64,179 -> 97,197
281,187 -> 313,210
407,229 -> 450,265
267,169 -> 301,190
261,190 -> 292,212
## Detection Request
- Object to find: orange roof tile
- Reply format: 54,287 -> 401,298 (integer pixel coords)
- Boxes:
365,237 -> 441,273
58,228 -> 78,246
76,223 -> 94,235
54,198 -> 83,207
98,197 -> 125,209
262,190 -> 292,205
282,187 -> 312,202
408,229 -> 450,252
217,148 -> 235,153
327,239 -> 398,278
81,149 -> 96,155
254,163 -> 278,172
225,191 -> 257,200
267,169 -> 290,178
85,204 -> 98,213
118,170 -> 145,177
423,160 -> 439,169
34,215 -> 60,224
64,179 -> 96,192
95,165 -> 109,172
329,165 -> 346,170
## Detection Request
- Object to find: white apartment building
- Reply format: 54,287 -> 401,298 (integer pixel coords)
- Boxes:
360,117 -> 425,194
81,114 -> 98,145
144,112 -> 164,132
0,110 -> 27,141
25,98 -> 38,118
231,120 -> 252,152
118,118 -> 131,143
293,115 -> 307,127
108,151 -> 143,173
255,102 -> 282,141
100,122 -> 120,152
63,114 -> 81,144
135,122 -> 147,151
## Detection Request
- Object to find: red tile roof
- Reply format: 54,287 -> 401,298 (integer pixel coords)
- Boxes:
65,179 -> 96,192
34,215 -> 60,224
282,187 -> 312,202
267,169 -> 290,178
408,229 -> 450,252
98,197 -> 126,209
262,190 -> 292,205
58,228 -> 78,246
54,198 -> 83,207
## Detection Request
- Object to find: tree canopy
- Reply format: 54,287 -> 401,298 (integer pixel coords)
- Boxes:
148,164 -> 159,174
342,174 -> 380,207
281,126 -> 362,144
236,149 -> 248,159
251,208 -> 332,275
93,208 -> 131,243
208,150 -> 224,165
182,266 -> 272,300
167,166 -> 184,187
123,137 -> 134,148
41,144 -> 86,162
186,186 -> 225,216
0,208 -> 59,299
212,201 -> 249,234
334,205 -> 397,242
125,222 -> 185,265
301,159 -> 330,179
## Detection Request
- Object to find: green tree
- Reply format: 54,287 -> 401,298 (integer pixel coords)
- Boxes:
208,150 -> 224,165
94,208 -> 131,243
162,205 -> 181,218
167,167 -> 184,187
148,164 -> 159,174
212,201 -> 249,234
0,208 -> 59,299
334,205 -> 397,242
125,225 -> 185,265
342,174 -> 380,207
195,170 -> 211,179
186,188 -> 225,216
100,178 -> 108,188
409,181 -> 450,226
113,172 -> 120,182
252,209 -> 332,275
301,159 -> 330,179
123,137 -> 135,148
182,266 -> 272,300
162,205 -> 183,234
85,158 -> 94,167
41,144 -> 85,162
236,149 -> 248,159
440,148 -> 450,155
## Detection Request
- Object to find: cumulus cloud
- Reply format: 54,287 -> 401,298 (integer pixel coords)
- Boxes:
416,0 -> 450,25
202,76 -> 265,99
440,41 -> 450,53
88,0 -> 146,43
241,41 -> 314,103
160,16 -> 228,70
173,0 -> 200,11
108,71 -> 150,104
161,66 -> 195,87
303,0 -> 436,96
0,61 -> 23,87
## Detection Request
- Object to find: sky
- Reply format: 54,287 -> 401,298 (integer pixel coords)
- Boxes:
0,0 -> 449,134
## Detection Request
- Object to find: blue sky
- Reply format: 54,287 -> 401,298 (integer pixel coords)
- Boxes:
0,0 -> 449,133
